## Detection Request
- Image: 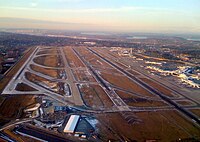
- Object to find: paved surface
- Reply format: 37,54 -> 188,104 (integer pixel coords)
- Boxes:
60,47 -> 83,106
88,47 -> 200,125
73,47 -> 130,111
3,45 -> 199,123
2,46 -> 84,106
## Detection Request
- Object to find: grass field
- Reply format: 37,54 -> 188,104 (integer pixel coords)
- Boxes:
63,47 -> 85,68
0,47 -> 34,92
30,64 -> 65,79
101,72 -> 155,98
72,69 -> 96,82
33,55 -> 64,68
15,83 -> 37,91
140,77 -> 178,98
175,100 -> 195,106
78,84 -> 113,109
189,109 -> 200,117
0,95 -> 36,119
36,49 -> 59,55
75,47 -> 112,68
0,96 -> 6,106
116,90 -> 167,107
96,110 -> 200,141
25,72 -> 66,96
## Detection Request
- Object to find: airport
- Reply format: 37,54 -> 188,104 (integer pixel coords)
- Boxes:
0,33 -> 200,141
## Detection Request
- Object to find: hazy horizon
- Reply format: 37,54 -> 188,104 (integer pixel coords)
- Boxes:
0,0 -> 200,33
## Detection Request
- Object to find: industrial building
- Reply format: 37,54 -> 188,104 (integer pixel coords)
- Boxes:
63,115 -> 80,133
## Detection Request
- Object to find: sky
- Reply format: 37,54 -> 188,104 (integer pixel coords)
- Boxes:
0,0 -> 200,33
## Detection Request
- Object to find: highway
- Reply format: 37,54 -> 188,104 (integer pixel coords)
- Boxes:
15,125 -> 76,142
0,118 -> 33,131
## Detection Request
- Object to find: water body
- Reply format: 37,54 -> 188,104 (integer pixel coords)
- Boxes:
127,36 -> 148,39
81,32 -> 110,36
187,38 -> 200,41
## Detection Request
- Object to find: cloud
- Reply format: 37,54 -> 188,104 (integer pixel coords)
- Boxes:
30,2 -> 38,7
0,5 -> 149,13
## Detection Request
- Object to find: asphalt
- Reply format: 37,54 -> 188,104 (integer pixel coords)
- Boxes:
2,46 -> 83,106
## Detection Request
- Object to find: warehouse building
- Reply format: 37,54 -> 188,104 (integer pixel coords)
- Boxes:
63,115 -> 80,133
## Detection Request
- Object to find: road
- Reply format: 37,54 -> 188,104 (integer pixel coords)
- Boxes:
15,125 -> 76,142
0,118 -> 33,131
